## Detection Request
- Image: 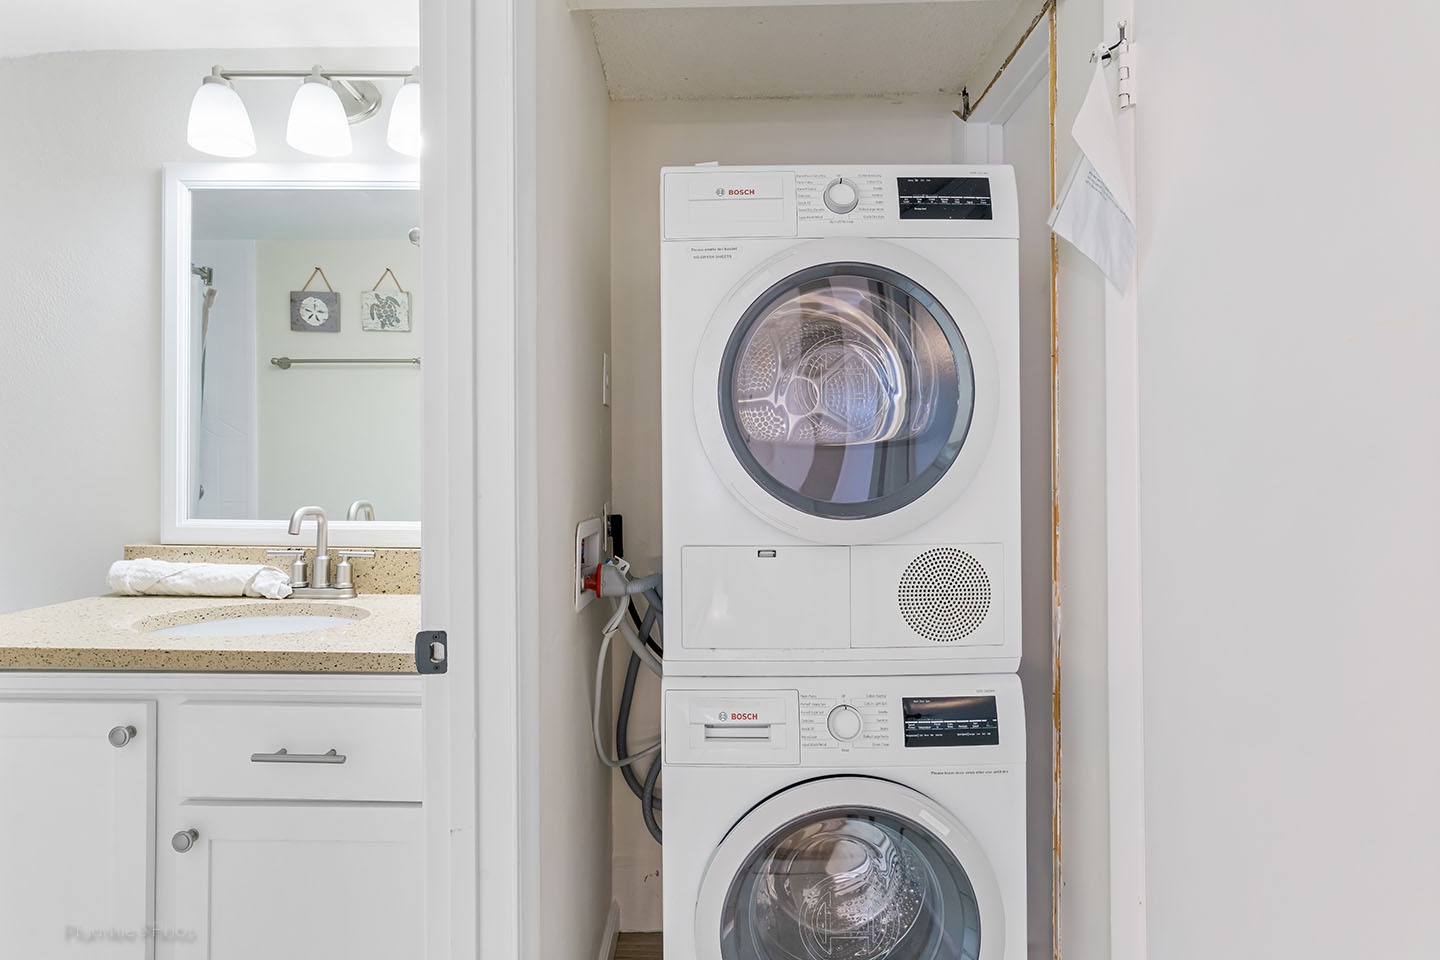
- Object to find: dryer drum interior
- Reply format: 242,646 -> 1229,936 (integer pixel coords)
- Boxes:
718,806 -> 983,960
720,263 -> 977,521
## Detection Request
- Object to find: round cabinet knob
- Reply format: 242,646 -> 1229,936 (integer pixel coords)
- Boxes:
107,725 -> 136,748
827,704 -> 863,742
171,829 -> 199,854
823,178 -> 860,215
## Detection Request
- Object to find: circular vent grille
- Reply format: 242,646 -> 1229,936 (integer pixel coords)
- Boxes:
898,548 -> 992,642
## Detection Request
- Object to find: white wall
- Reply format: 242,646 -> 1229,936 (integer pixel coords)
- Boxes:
608,96 -> 963,931
529,4 -> 616,958
254,237 -> 421,520
1133,2 -> 1440,957
0,47 -> 415,614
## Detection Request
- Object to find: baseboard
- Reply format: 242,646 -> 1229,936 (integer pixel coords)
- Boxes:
597,900 -> 621,960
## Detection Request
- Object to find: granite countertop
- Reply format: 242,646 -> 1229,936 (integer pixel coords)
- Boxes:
0,593 -> 419,673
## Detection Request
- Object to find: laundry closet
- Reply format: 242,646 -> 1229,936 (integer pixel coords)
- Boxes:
514,2 -> 1117,958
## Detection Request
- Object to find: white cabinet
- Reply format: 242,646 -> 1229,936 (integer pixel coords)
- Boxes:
0,700 -> 154,960
0,675 -> 423,958
165,805 -> 423,959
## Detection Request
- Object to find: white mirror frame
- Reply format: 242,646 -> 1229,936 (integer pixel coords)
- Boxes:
161,162 -> 421,546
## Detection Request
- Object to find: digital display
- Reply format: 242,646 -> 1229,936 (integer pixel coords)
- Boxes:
903,696 -> 999,747
898,177 -> 993,220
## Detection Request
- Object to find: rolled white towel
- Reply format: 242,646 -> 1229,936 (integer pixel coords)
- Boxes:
107,559 -> 293,600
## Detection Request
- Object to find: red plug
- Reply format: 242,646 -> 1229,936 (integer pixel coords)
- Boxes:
580,565 -> 603,600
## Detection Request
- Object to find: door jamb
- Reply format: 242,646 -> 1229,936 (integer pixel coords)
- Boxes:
421,0 -> 528,958
954,5 -> 1150,958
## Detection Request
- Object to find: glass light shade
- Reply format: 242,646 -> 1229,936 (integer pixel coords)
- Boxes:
386,81 -> 421,158
186,77 -> 255,158
286,76 -> 352,157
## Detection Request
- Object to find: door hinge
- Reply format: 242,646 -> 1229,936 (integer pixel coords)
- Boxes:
415,630 -> 448,674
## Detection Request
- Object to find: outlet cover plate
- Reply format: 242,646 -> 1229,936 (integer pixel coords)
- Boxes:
575,516 -> 604,611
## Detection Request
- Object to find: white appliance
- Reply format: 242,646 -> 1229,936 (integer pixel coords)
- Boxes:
663,673 -> 1026,960
661,164 -> 1021,675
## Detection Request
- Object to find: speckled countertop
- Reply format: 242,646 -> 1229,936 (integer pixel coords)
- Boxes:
0,593 -> 419,673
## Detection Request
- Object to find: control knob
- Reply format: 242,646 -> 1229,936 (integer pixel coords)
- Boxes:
827,704 -> 863,742
823,178 -> 860,215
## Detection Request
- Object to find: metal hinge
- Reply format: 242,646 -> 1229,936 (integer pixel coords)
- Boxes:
415,630 -> 448,674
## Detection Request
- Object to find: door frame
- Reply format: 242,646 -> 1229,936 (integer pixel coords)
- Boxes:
421,0 -> 530,957
955,4 -> 1149,959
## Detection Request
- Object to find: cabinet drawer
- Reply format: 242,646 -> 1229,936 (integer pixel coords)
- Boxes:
176,701 -> 421,802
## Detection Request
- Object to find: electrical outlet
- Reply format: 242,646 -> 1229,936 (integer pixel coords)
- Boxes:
574,516 -> 604,612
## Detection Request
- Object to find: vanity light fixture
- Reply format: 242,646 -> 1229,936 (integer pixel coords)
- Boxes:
185,65 -> 420,159
386,71 -> 422,158
186,68 -> 256,158
287,67 -> 353,157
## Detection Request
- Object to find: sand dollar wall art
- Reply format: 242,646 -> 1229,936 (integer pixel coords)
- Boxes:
290,266 -> 340,332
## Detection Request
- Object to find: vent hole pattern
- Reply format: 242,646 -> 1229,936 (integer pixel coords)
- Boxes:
897,548 -> 992,642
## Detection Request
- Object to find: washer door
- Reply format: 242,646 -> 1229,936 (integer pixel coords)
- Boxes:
695,238 -> 999,544
695,777 -> 1005,960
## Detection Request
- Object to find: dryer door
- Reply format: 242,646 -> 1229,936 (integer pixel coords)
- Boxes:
694,777 -> 1005,960
695,238 -> 1000,544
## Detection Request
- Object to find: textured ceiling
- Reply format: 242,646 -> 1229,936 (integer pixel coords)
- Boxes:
585,1 -> 1023,101
0,0 -> 417,59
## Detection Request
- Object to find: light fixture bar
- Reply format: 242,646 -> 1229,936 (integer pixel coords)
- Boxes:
214,69 -> 416,80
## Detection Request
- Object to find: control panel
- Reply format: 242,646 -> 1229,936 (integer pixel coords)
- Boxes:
664,675 -> 1024,767
795,170 -> 887,225
800,690 -> 893,752
662,164 -> 1019,241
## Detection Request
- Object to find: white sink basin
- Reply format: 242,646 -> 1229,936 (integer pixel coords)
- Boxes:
148,615 -> 357,638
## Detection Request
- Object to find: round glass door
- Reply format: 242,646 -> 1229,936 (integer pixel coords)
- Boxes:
718,805 -> 983,960
719,262 -> 975,521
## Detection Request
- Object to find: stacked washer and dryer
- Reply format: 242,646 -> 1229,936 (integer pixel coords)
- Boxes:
659,165 -> 1026,960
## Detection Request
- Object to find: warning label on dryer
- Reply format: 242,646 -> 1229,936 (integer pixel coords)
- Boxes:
689,243 -> 741,262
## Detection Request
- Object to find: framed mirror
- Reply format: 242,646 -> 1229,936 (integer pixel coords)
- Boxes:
162,163 -> 420,546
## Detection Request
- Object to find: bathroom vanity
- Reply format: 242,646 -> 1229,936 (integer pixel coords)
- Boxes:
0,584 -> 422,959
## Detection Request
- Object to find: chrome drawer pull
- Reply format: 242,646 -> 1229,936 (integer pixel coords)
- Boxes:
249,748 -> 347,764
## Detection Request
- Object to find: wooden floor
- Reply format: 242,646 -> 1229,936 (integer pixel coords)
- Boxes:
615,932 -> 662,959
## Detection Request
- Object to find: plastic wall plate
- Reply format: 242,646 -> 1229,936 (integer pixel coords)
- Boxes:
575,517 -> 604,611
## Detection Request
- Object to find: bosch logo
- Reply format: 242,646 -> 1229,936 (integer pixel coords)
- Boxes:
726,712 -> 760,722
714,187 -> 726,197
715,187 -> 758,197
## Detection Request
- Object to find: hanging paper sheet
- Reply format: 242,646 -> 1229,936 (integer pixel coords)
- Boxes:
1049,58 -> 1136,291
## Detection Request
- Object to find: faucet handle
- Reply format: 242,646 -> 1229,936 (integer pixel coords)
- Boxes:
266,549 -> 308,588
333,551 -> 375,591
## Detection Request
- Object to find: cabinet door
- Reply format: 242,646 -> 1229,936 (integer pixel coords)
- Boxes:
0,700 -> 155,959
163,804 -> 423,960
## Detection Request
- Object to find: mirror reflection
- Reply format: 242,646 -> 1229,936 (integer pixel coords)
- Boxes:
187,185 -> 420,523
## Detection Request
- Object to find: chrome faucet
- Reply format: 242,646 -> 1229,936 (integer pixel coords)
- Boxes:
347,499 -> 376,521
275,505 -> 372,599
288,505 -> 332,588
